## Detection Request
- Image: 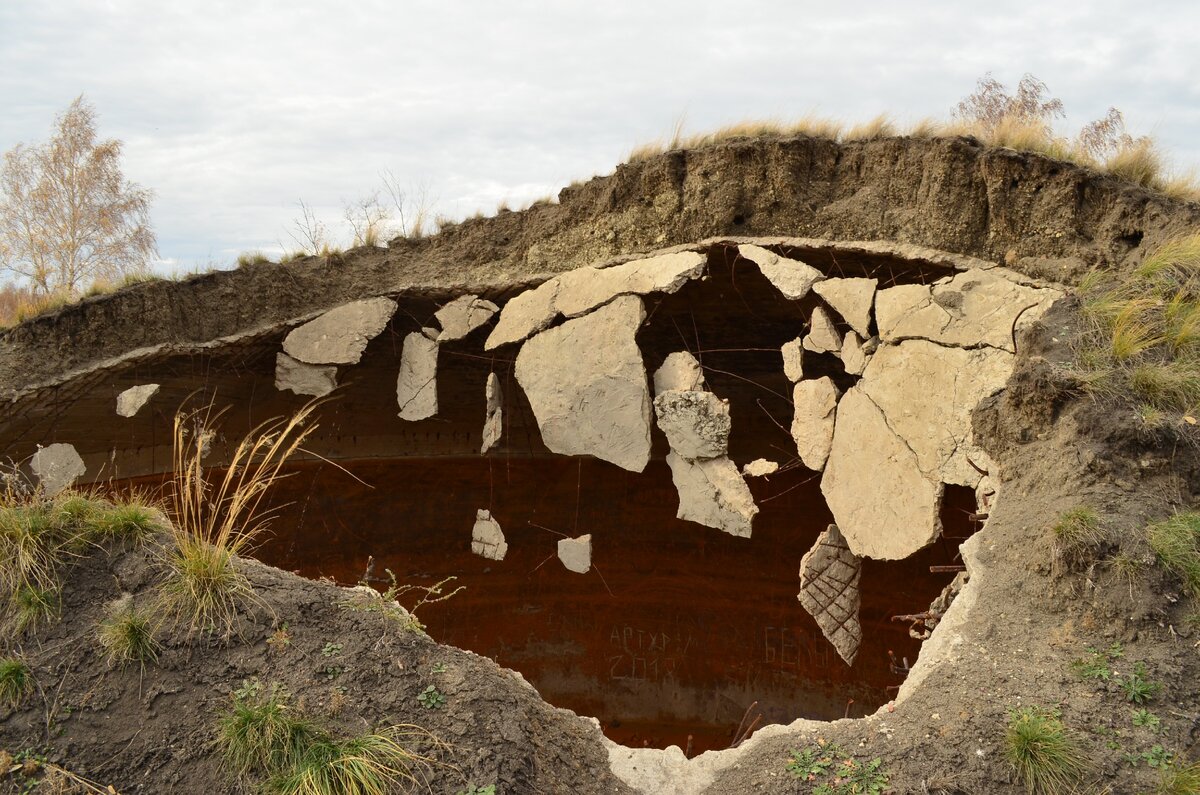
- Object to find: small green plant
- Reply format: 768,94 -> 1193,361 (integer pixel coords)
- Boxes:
1051,506 -> 1105,570
320,642 -> 343,657
430,662 -> 446,674
97,602 -> 161,667
1132,709 -> 1161,731
0,656 -> 32,708
786,742 -> 888,794
456,786 -> 496,795
787,744 -> 837,781
1004,706 -> 1087,795
1159,760 -> 1200,795
1069,643 -> 1122,681
417,685 -> 445,710
1143,745 -> 1174,769
340,568 -> 463,634
320,665 -> 343,682
1147,512 -> 1200,596
1120,662 -> 1159,704
268,624 -> 292,651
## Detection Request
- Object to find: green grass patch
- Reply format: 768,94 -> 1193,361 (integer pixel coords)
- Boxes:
1004,707 -> 1087,794
1051,506 -> 1105,570
97,602 -> 161,667
1147,512 -> 1200,595
0,656 -> 32,709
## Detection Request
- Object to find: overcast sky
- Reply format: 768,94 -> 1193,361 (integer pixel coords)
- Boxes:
2,1 -> 1198,273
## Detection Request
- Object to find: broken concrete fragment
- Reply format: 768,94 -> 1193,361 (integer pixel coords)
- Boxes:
653,351 -> 705,395
471,510 -> 508,560
742,459 -> 779,477
781,338 -> 804,382
515,295 -> 652,472
554,251 -> 706,318
485,279 -> 559,351
116,384 -> 159,417
481,372 -> 503,455
803,305 -> 842,354
791,377 -> 840,471
282,297 -> 397,365
813,277 -> 876,338
275,353 -> 337,397
396,332 -> 439,421
840,332 -> 869,376
797,524 -> 863,666
738,244 -> 826,300
557,534 -> 592,574
653,390 -> 731,460
435,294 -> 500,342
821,389 -> 943,560
30,443 -> 86,496
665,452 -> 758,538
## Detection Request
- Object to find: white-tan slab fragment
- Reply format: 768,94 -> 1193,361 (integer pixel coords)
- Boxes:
803,305 -> 843,354
813,277 -> 876,337
653,391 -> 731,460
781,338 -> 804,382
797,524 -> 863,665
653,351 -> 706,395
481,372 -> 503,455
860,340 -> 1012,487
471,510 -> 508,560
396,332 -> 439,421
435,295 -> 500,342
116,384 -> 160,417
738,244 -> 826,300
283,297 -> 397,364
557,534 -> 592,574
514,295 -> 652,472
554,251 -> 706,318
840,332 -> 869,376
275,353 -> 338,397
821,389 -> 944,560
485,279 -> 559,351
30,443 -> 86,496
665,452 -> 758,538
742,459 -> 779,477
791,377 -> 840,472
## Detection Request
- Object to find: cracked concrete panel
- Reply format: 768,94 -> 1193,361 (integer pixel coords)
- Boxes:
781,338 -> 804,382
803,305 -> 842,354
840,332 -> 869,376
875,269 -> 1059,352
738,244 -> 826,300
435,295 -> 499,342
554,251 -> 706,318
666,451 -> 758,537
471,510 -> 508,560
275,353 -> 338,397
396,332 -> 439,421
485,279 -> 560,350
813,277 -> 876,338
791,377 -> 840,472
860,340 -> 1012,487
515,295 -> 652,472
116,384 -> 159,417
282,297 -> 397,364
481,372 -> 503,455
653,390 -> 731,460
821,389 -> 943,560
557,534 -> 592,574
30,443 -> 86,496
797,524 -> 863,666
653,351 -> 705,395
742,459 -> 779,477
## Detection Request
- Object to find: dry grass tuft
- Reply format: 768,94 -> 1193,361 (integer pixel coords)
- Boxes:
1051,506 -> 1105,572
844,114 -> 897,142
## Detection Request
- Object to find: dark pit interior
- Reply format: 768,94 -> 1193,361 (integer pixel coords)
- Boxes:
5,243 -> 980,753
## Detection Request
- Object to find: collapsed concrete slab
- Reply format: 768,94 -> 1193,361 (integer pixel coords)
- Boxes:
797,524 -> 863,666
514,295 -> 652,472
275,353 -> 338,397
115,384 -> 159,417
665,452 -> 759,538
791,377 -> 840,472
813,277 -> 876,338
481,372 -> 503,455
435,295 -> 500,342
840,332 -> 869,376
803,305 -> 842,354
653,351 -> 705,395
471,510 -> 508,560
737,244 -> 825,300
30,443 -> 86,496
557,534 -> 592,574
396,332 -> 439,421
781,338 -> 804,382
282,297 -> 397,365
653,391 -> 731,460
821,389 -> 943,560
742,459 -> 779,477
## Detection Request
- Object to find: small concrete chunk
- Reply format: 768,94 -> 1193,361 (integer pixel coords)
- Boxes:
116,384 -> 159,417
557,534 -> 592,574
813,277 -> 876,338
30,443 -> 86,496
803,305 -> 842,354
653,351 -> 706,395
666,452 -> 758,538
275,353 -> 337,397
396,332 -> 439,421
797,524 -> 863,666
791,377 -> 840,472
738,244 -> 826,300
484,280 -> 560,351
781,338 -> 804,382
515,295 -> 652,472
436,294 -> 499,342
840,332 -> 869,376
283,297 -> 397,365
471,510 -> 508,560
742,459 -> 779,477
653,391 -> 731,460
481,372 -> 503,455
